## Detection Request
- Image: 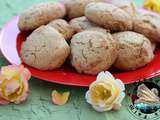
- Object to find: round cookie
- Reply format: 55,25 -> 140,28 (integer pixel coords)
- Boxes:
69,16 -> 108,33
70,31 -> 118,75
18,2 -> 66,31
85,2 -> 133,32
64,0 -> 104,19
21,25 -> 70,70
133,13 -> 160,42
112,31 -> 154,71
114,2 -> 137,18
47,19 -> 75,40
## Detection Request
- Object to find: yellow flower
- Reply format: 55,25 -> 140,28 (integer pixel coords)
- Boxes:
144,0 -> 160,13
85,71 -> 125,112
0,65 -> 31,104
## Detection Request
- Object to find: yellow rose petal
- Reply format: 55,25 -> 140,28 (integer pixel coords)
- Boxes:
52,90 -> 70,106
1,66 -> 20,80
1,79 -> 22,102
90,83 -> 112,105
2,79 -> 20,96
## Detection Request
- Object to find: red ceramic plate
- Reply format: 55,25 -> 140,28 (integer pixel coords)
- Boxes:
1,16 -> 160,87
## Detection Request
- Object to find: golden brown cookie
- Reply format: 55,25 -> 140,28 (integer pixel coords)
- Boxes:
18,2 -> 66,31
112,31 -> 154,71
64,0 -> 104,19
85,2 -> 133,32
133,13 -> 160,42
69,16 -> 108,33
48,19 -> 75,40
70,31 -> 118,75
116,2 -> 137,18
21,25 -> 70,70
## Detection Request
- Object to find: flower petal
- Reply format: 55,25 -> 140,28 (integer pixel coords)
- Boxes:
92,104 -> 112,112
117,92 -> 125,104
96,71 -> 106,82
104,71 -> 115,80
115,79 -> 125,91
85,91 -> 93,104
14,93 -> 29,104
0,97 -> 10,105
3,79 -> 20,96
1,65 -> 20,80
112,103 -> 121,110
20,66 -> 31,81
52,90 -> 70,106
14,79 -> 29,104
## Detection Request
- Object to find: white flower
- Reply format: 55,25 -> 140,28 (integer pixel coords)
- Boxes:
85,71 -> 125,112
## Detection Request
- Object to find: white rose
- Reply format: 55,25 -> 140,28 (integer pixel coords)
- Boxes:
85,71 -> 125,112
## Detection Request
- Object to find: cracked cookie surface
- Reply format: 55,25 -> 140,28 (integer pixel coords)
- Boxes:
112,31 -> 154,71
70,31 -> 118,75
133,13 -> 160,42
64,0 -> 104,19
69,16 -> 107,33
21,25 -> 70,70
111,1 -> 137,18
48,19 -> 75,40
18,2 -> 66,31
85,2 -> 133,32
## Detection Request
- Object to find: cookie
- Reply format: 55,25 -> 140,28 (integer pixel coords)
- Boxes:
115,2 -> 137,18
69,16 -> 108,33
70,31 -> 118,75
85,2 -> 133,32
64,0 -> 104,19
21,25 -> 70,70
112,31 -> 154,71
133,13 -> 160,42
48,19 -> 75,40
86,27 -> 110,34
18,2 -> 66,31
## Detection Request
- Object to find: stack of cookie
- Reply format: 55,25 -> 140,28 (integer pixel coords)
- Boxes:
19,0 -> 160,75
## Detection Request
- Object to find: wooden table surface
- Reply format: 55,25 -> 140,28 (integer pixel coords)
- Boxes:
1,1 -> 160,120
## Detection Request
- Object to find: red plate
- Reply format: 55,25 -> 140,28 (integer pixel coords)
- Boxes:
0,16 -> 160,87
